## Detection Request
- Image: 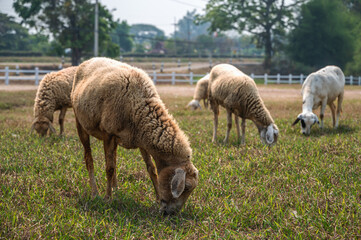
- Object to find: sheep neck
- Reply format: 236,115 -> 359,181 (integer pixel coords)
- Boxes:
135,100 -> 191,170
302,92 -> 314,113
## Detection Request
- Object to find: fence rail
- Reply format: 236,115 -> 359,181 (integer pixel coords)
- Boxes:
1,67 -> 360,86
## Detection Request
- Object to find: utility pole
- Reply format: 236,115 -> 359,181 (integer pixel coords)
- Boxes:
94,0 -> 99,57
173,17 -> 177,56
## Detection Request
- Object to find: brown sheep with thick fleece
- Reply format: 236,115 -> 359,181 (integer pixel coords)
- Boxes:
71,57 -> 199,215
31,66 -> 77,136
187,74 -> 209,110
208,64 -> 279,145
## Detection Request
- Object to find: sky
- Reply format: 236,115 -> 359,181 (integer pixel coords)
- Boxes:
0,0 -> 208,36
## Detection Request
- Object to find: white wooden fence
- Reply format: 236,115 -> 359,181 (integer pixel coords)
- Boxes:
1,67 -> 360,86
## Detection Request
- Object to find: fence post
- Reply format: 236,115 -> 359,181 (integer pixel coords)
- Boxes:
153,71 -> 157,85
229,58 -> 232,64
264,73 -> 268,85
188,61 -> 192,71
251,73 -> 254,79
300,74 -> 304,84
359,76 -> 361,86
350,76 -> 353,85
177,59 -> 181,67
160,62 -> 164,73
152,62 -> 155,70
190,72 -> 193,85
119,55 -> 123,62
209,59 -> 212,69
289,74 -> 292,84
277,73 -> 280,84
5,66 -> 9,85
172,72 -> 175,85
35,67 -> 39,85
16,65 -> 19,76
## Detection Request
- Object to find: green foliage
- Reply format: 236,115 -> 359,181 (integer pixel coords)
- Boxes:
1,87 -> 361,238
199,0 -> 305,69
0,12 -> 51,54
345,22 -> 361,75
288,0 -> 356,69
111,21 -> 133,52
175,10 -> 211,41
13,0 -> 119,65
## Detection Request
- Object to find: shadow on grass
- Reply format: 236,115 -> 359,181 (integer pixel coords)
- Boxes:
308,124 -> 356,137
75,190 -> 198,224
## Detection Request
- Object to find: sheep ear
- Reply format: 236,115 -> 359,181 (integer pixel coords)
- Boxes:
48,122 -> 56,134
30,118 -> 38,134
171,168 -> 186,198
314,116 -> 320,126
30,122 -> 35,134
292,115 -> 302,126
266,125 -> 275,144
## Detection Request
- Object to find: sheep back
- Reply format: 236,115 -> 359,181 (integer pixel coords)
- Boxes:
209,64 -> 274,126
302,65 -> 345,108
72,57 -> 191,161
34,66 -> 77,121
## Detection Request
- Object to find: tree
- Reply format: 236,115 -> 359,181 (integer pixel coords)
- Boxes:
13,0 -> 118,65
288,0 -> 356,69
343,0 -> 361,74
0,12 -> 31,51
199,0 -> 304,70
0,12 -> 52,53
111,20 -> 133,52
175,10 -> 210,41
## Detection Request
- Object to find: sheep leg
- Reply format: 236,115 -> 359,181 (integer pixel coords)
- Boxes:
336,93 -> 344,128
329,102 -> 336,128
234,115 -> 241,143
75,119 -> 99,197
58,107 -> 67,136
140,148 -> 159,201
103,134 -> 117,200
241,118 -> 246,144
320,100 -> 327,129
223,109 -> 232,143
211,103 -> 219,143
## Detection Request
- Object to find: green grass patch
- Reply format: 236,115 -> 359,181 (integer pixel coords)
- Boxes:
1,87 -> 360,239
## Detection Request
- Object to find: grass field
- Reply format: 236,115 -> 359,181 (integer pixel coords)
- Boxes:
1,85 -> 361,239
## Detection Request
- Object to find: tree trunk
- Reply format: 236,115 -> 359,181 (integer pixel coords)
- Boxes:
71,48 -> 81,66
264,28 -> 272,72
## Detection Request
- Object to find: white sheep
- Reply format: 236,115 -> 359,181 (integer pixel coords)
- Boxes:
187,74 -> 209,110
31,66 -> 77,136
208,64 -> 279,145
292,65 -> 345,135
71,57 -> 199,215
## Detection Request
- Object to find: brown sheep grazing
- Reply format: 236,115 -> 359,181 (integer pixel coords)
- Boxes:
187,74 -> 209,110
31,66 -> 77,136
208,64 -> 279,145
71,57 -> 199,215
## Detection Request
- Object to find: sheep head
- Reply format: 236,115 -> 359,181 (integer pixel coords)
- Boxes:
187,99 -> 202,110
292,112 -> 319,135
259,123 -> 279,146
157,163 -> 199,215
31,117 -> 56,136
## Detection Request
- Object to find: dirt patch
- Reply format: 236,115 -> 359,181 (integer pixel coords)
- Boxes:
1,84 -> 360,100
156,85 -> 361,101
